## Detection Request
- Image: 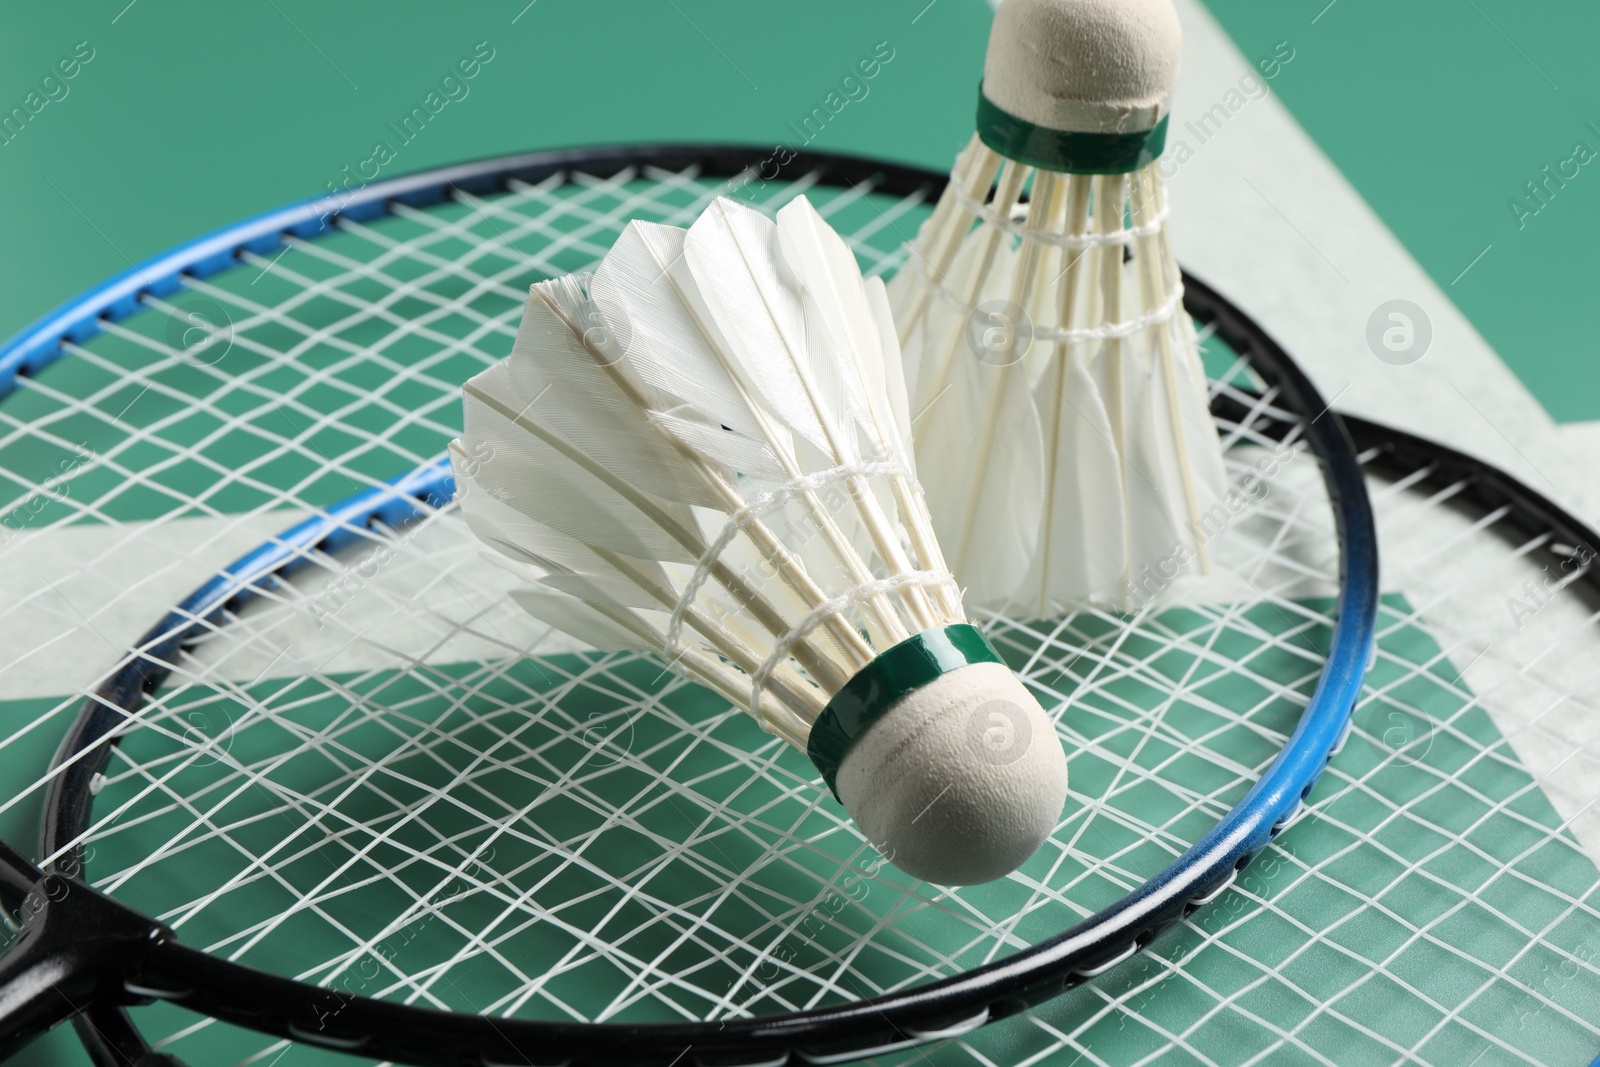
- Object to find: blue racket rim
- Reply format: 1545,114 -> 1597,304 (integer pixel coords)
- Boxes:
0,144 -> 1379,1065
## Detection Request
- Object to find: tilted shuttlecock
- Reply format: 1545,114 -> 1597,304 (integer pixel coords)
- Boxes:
889,0 -> 1228,616
452,195 -> 1069,885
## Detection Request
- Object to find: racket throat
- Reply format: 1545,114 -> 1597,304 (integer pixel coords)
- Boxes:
0,871 -> 172,1058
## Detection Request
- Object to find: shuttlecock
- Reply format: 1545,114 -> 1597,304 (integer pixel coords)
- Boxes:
452,195 -> 1068,886
889,0 -> 1228,616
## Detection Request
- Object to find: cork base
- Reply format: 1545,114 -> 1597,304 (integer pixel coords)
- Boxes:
835,661 -> 1069,885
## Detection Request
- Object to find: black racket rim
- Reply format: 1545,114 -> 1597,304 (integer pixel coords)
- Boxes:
1,143 -> 1379,1067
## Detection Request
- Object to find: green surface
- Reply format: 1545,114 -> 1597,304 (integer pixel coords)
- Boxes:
2,0 -> 1598,1062
0,0 -> 987,353
15,571 -> 1600,1064
0,168 -> 955,1066
6,0 -> 1597,422
1201,0 -> 1600,423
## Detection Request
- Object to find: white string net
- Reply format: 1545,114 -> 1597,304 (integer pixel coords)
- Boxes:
0,162 -> 1596,1066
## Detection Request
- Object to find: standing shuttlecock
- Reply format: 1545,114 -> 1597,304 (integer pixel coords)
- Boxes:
890,0 -> 1227,615
452,195 -> 1068,886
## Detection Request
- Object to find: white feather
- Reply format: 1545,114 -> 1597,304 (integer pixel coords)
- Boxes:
895,145 -> 1231,615
461,365 -> 699,565
776,197 -> 956,627
508,588 -> 649,653
683,198 -> 836,456
1027,351 -> 1127,611
865,276 -> 914,460
902,227 -> 1044,606
1119,337 -> 1227,579
538,571 -> 663,610
505,280 -> 720,509
455,196 -> 967,745
648,412 -> 787,483
776,199 -> 897,457
588,221 -> 768,446
452,443 -> 677,596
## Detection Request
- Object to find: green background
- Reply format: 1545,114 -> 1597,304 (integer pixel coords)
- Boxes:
2,0 -> 1597,1062
1200,0 -> 1600,423
2,0 -> 1598,419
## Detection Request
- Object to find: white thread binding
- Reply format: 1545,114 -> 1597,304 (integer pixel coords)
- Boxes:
748,570 -> 955,716
950,182 -> 1170,250
663,460 -> 911,660
908,255 -> 1185,344
1032,285 -> 1184,344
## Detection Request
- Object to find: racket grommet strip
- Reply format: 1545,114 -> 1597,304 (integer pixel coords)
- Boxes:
906,1008 -> 991,1041
1075,941 -> 1140,979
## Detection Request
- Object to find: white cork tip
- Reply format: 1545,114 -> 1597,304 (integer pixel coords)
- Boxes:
983,0 -> 1182,134
835,662 -> 1069,886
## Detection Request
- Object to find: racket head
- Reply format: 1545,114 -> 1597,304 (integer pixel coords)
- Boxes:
0,146 -> 1389,1066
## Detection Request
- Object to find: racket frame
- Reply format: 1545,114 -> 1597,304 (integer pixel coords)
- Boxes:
0,145 -> 1380,1067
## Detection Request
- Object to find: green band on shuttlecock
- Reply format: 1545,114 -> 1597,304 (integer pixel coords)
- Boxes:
807,624 -> 1004,799
976,87 -> 1169,174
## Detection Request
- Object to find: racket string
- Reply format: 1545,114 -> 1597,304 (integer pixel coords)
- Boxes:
2,164 -> 1597,1063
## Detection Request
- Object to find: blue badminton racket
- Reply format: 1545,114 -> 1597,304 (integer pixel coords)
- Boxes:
0,145 -> 1583,1066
